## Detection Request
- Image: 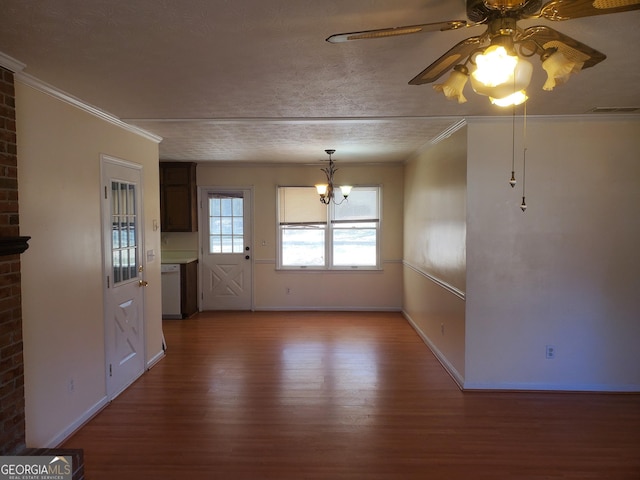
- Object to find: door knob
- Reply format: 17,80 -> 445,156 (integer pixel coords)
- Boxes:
139,280 -> 149,287
245,255 -> 250,260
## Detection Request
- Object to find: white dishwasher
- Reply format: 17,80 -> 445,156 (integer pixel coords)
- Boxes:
161,263 -> 182,319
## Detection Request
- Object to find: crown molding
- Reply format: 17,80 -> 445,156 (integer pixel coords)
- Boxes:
430,118 -> 467,145
0,51 -> 26,73
121,115 -> 465,125
14,71 -> 162,144
465,113 -> 640,124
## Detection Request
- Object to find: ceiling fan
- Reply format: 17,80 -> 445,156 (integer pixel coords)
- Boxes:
327,0 -> 640,105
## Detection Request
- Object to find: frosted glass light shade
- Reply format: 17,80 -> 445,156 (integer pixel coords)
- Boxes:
433,67 -> 469,103
471,45 -> 519,87
315,184 -> 328,196
542,51 -> 584,91
490,90 -> 528,107
471,56 -> 533,105
339,185 -> 352,197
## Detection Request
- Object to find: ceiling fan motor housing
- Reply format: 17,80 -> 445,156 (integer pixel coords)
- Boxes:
467,0 -> 543,22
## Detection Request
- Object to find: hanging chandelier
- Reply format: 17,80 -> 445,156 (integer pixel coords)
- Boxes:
315,149 -> 352,205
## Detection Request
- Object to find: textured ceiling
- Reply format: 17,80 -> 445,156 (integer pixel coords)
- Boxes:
1,0 -> 639,164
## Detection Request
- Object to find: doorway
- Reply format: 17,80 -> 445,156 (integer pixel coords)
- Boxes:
199,188 -> 253,310
101,156 -> 146,399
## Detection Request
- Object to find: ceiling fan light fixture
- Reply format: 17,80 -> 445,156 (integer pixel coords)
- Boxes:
471,56 -> 533,105
328,0 -> 640,106
542,50 -> 584,91
433,65 -> 470,103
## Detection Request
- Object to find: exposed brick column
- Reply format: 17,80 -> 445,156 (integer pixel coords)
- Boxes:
0,66 -> 26,455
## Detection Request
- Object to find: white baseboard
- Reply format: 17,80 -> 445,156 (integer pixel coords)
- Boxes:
402,310 -> 465,389
37,350 -> 164,448
462,381 -> 640,392
43,396 -> 109,448
253,306 -> 403,312
146,349 -> 165,370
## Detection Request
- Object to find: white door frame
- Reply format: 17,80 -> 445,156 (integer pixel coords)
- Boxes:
198,186 -> 254,311
100,154 -> 146,400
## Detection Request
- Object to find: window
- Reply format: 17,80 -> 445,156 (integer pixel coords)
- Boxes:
278,186 -> 380,269
208,193 -> 244,253
111,181 -> 138,284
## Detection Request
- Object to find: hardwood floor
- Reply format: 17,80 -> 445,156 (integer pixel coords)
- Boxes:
63,311 -> 640,479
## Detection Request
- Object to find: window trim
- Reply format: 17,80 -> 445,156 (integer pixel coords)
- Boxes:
276,185 -> 382,271
206,192 -> 246,254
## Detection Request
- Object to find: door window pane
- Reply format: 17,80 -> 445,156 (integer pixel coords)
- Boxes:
209,194 -> 244,253
111,181 -> 138,284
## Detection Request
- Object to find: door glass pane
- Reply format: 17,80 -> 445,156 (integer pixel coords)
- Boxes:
221,198 -> 232,216
208,194 -> 244,253
210,217 -> 221,235
111,181 -> 138,284
221,217 -> 232,234
232,198 -> 243,216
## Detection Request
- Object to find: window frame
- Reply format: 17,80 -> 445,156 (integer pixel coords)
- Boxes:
111,180 -> 139,285
206,192 -> 245,254
277,185 -> 382,271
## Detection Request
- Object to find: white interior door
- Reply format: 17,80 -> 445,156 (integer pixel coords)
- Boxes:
101,156 -> 146,399
200,188 -> 253,310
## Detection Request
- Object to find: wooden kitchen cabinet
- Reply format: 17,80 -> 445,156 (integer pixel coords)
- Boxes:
180,260 -> 198,318
160,162 -> 197,232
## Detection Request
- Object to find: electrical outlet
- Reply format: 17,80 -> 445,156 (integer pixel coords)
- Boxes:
68,378 -> 75,393
286,287 -> 291,295
545,345 -> 555,359
441,323 -> 445,335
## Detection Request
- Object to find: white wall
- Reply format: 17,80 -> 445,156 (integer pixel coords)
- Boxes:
402,126 -> 467,383
197,163 -> 404,311
16,81 -> 163,447
465,116 -> 640,391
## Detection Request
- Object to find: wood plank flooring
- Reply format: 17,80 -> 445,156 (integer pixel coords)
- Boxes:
62,311 -> 640,479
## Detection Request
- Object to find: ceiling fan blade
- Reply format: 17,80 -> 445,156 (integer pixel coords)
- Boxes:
326,20 -> 468,43
408,36 -> 483,85
520,25 -> 606,68
538,0 -> 640,21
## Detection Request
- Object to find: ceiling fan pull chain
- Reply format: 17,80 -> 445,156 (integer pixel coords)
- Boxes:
520,100 -> 528,212
510,92 -> 517,188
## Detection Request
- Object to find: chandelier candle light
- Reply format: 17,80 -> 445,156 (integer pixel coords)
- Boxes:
315,149 -> 352,205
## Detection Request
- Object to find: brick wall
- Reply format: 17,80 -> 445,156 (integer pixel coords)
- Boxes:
0,66 -> 26,455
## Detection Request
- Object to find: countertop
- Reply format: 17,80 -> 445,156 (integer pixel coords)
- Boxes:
161,250 -> 198,264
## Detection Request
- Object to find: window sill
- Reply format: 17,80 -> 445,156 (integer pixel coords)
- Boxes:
276,266 -> 383,272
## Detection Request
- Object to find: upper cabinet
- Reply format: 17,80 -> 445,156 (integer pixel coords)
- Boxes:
160,162 -> 197,232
